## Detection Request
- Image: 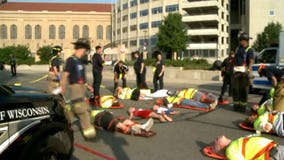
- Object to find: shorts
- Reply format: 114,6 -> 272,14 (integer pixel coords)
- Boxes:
95,111 -> 117,132
133,109 -> 152,119
130,88 -> 140,101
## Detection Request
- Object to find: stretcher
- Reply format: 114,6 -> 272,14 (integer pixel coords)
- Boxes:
173,104 -> 211,112
239,121 -> 275,134
86,99 -> 124,109
218,100 -> 230,105
202,146 -> 227,160
95,125 -> 156,137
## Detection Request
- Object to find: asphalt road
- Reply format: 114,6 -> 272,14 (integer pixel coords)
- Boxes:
1,68 -> 284,160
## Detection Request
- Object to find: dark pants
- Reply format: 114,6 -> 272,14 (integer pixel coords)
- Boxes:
11,65 -> 16,76
153,74 -> 164,91
136,71 -> 148,89
233,72 -> 249,112
114,74 -> 127,92
93,70 -> 102,97
219,73 -> 232,99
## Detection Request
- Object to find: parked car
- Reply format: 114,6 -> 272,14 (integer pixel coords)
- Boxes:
0,85 -> 73,160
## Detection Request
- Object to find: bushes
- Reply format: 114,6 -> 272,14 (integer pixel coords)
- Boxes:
125,58 -> 212,70
37,45 -> 53,64
0,45 -> 34,65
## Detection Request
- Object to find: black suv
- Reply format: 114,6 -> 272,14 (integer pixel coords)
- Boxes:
0,85 -> 73,160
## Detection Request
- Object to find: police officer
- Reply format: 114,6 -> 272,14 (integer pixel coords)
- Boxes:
233,32 -> 254,112
133,51 -> 148,89
113,60 -> 129,92
9,54 -> 17,77
153,52 -> 165,92
61,38 -> 96,139
48,46 -> 62,93
258,64 -> 284,111
218,51 -> 235,102
92,45 -> 104,105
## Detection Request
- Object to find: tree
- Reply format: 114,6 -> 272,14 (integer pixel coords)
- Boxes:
253,22 -> 283,51
0,45 -> 34,65
37,45 -> 53,64
157,13 -> 190,60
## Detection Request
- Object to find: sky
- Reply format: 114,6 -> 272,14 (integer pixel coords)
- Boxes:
9,0 -> 115,3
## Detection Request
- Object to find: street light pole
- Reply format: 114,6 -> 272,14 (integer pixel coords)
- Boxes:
143,30 -> 147,51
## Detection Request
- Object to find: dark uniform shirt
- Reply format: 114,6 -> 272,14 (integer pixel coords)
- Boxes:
234,45 -> 254,66
113,62 -> 129,74
154,60 -> 165,75
9,57 -> 16,66
92,53 -> 104,72
222,57 -> 234,75
263,66 -> 284,82
134,56 -> 145,74
50,56 -> 61,72
64,56 -> 86,84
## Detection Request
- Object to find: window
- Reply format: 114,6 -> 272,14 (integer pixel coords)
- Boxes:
10,24 -> 17,39
0,24 -> 7,39
97,25 -> 103,40
166,4 -> 179,12
130,25 -> 137,31
140,0 -> 149,4
130,0 -> 137,7
140,23 -> 148,29
59,25 -> 65,39
73,25 -> 80,39
151,21 -> 162,28
130,40 -> 137,46
106,25 -> 111,40
269,10 -> 275,16
123,15 -> 128,21
35,25 -> 41,39
140,9 -> 149,17
152,7 -> 162,14
25,24 -> 32,39
49,25 -> 56,39
82,25 -> 89,39
123,3 -> 128,10
255,49 -> 277,64
139,39 -> 148,46
151,37 -> 157,44
130,12 -> 137,19
122,27 -> 128,33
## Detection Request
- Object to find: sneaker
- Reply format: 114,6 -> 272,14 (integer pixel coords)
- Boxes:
141,118 -> 154,132
130,125 -> 141,135
209,100 -> 218,110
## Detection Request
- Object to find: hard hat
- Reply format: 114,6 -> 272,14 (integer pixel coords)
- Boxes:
52,46 -> 62,54
239,32 -> 252,41
72,38 -> 91,50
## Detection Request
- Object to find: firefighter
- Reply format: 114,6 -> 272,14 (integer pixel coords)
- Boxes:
218,51 -> 235,102
92,45 -> 104,105
133,51 -> 148,89
213,135 -> 284,160
232,32 -> 254,112
113,60 -> 129,92
153,52 -> 165,92
258,64 -> 284,112
61,38 -> 96,139
48,46 -> 62,93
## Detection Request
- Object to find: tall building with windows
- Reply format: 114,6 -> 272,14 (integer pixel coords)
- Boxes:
112,0 -> 182,58
0,2 -> 111,60
182,0 -> 229,61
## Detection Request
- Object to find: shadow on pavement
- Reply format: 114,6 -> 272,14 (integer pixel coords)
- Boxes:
95,129 -> 130,160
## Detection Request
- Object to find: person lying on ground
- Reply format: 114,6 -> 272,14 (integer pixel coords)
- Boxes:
91,110 -> 154,134
116,86 -> 170,100
213,134 -> 284,160
152,105 -> 180,115
127,106 -> 173,122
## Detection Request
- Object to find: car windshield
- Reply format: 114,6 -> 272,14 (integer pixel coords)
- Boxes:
0,85 -> 15,95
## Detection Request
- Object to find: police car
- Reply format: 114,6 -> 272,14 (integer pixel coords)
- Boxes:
0,85 -> 73,160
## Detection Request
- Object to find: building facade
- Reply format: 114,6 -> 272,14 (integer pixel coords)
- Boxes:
0,2 -> 112,60
112,0 -> 182,58
182,0 -> 229,61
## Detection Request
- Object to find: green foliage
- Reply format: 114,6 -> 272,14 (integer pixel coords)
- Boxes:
37,45 -> 53,64
157,13 -> 190,55
0,45 -> 33,64
253,22 -> 283,51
